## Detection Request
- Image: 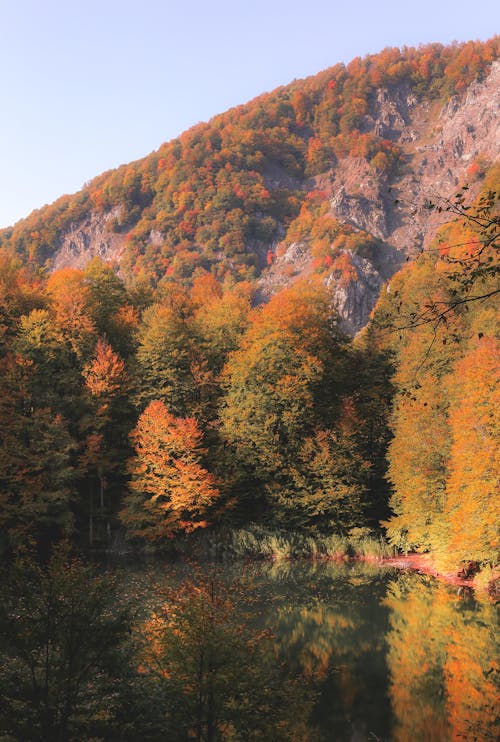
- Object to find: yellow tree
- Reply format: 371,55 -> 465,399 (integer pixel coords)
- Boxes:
440,336 -> 500,567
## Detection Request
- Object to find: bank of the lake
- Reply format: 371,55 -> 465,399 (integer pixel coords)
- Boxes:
102,525 -> 500,595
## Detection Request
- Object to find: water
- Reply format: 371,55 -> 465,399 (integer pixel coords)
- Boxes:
119,558 -> 499,741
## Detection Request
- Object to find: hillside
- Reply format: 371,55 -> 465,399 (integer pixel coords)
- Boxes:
0,38 -> 498,333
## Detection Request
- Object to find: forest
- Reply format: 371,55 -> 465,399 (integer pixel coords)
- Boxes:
1,38 -> 498,285
0,168 -> 497,578
0,39 -> 498,572
0,37 -> 498,741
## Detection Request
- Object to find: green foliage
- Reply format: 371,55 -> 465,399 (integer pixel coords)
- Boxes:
0,544 -> 131,741
222,525 -> 393,561
0,356 -> 76,548
219,282 -> 372,529
134,303 -> 198,415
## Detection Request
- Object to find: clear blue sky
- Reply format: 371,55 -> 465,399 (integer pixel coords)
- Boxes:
0,0 -> 497,228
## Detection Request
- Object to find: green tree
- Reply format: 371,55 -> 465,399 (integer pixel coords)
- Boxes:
0,544 -> 131,742
134,303 -> 198,415
0,355 -> 76,548
219,282 -> 364,529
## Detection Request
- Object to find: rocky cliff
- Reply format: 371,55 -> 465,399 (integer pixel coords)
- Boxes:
259,61 -> 499,333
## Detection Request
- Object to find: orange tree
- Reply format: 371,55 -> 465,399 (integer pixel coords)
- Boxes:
120,400 -> 219,540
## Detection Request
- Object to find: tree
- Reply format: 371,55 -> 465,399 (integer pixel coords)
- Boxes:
82,338 -> 130,545
83,257 -> 130,351
219,281 -> 363,528
0,544 -> 131,741
46,268 -> 96,359
120,400 -> 219,540
0,355 -> 76,549
440,336 -> 500,568
192,281 -> 252,376
373,174 -> 499,566
283,412 -> 369,532
134,303 -> 198,415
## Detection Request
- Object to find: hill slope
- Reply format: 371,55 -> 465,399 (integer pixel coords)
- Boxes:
1,38 -> 498,333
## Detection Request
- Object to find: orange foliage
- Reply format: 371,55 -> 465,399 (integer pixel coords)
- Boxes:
83,338 -> 126,404
442,336 -> 500,566
121,400 -> 219,539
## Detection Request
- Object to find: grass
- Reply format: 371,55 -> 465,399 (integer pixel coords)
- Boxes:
221,525 -> 395,562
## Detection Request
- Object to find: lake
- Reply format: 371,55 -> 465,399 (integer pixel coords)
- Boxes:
117,558 -> 499,741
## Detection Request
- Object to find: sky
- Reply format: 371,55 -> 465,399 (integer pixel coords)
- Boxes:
0,0 -> 498,228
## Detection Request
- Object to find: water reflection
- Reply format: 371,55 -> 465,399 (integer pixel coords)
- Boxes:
1,556 -> 497,740
232,562 -> 499,741
250,561 -> 393,740
385,574 -> 499,742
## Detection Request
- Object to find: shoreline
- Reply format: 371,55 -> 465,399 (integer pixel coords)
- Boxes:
365,553 -> 499,595
374,553 -> 475,589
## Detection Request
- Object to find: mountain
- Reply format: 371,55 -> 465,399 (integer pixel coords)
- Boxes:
1,38 -> 498,333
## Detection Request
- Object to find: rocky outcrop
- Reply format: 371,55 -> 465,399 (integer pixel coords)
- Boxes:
260,62 -> 499,333
326,61 -> 499,258
51,207 -> 127,271
326,252 -> 384,335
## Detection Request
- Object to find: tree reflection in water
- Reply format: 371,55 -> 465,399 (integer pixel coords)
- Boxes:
1,556 -> 497,741
168,560 -> 498,741
385,574 -> 499,742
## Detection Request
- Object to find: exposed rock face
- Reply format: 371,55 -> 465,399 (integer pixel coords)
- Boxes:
326,252 -> 384,335
260,62 -> 499,333
51,207 -> 127,271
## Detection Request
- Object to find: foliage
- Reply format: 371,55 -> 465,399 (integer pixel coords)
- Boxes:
1,40 -> 497,283
373,176 -> 500,569
0,355 -> 76,548
0,53 -> 497,566
131,573 -> 314,740
219,281 -> 372,529
222,525 -> 393,561
121,400 -> 219,540
0,544 -> 131,741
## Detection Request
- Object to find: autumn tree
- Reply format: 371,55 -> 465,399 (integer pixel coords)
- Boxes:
439,336 -> 500,568
191,280 -> 252,376
0,355 -> 76,548
220,281 -> 367,529
83,257 -> 132,352
0,256 -> 44,354
120,400 -> 219,540
373,172 -> 499,568
46,267 -> 96,360
134,303 -> 198,416
81,338 -> 130,544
